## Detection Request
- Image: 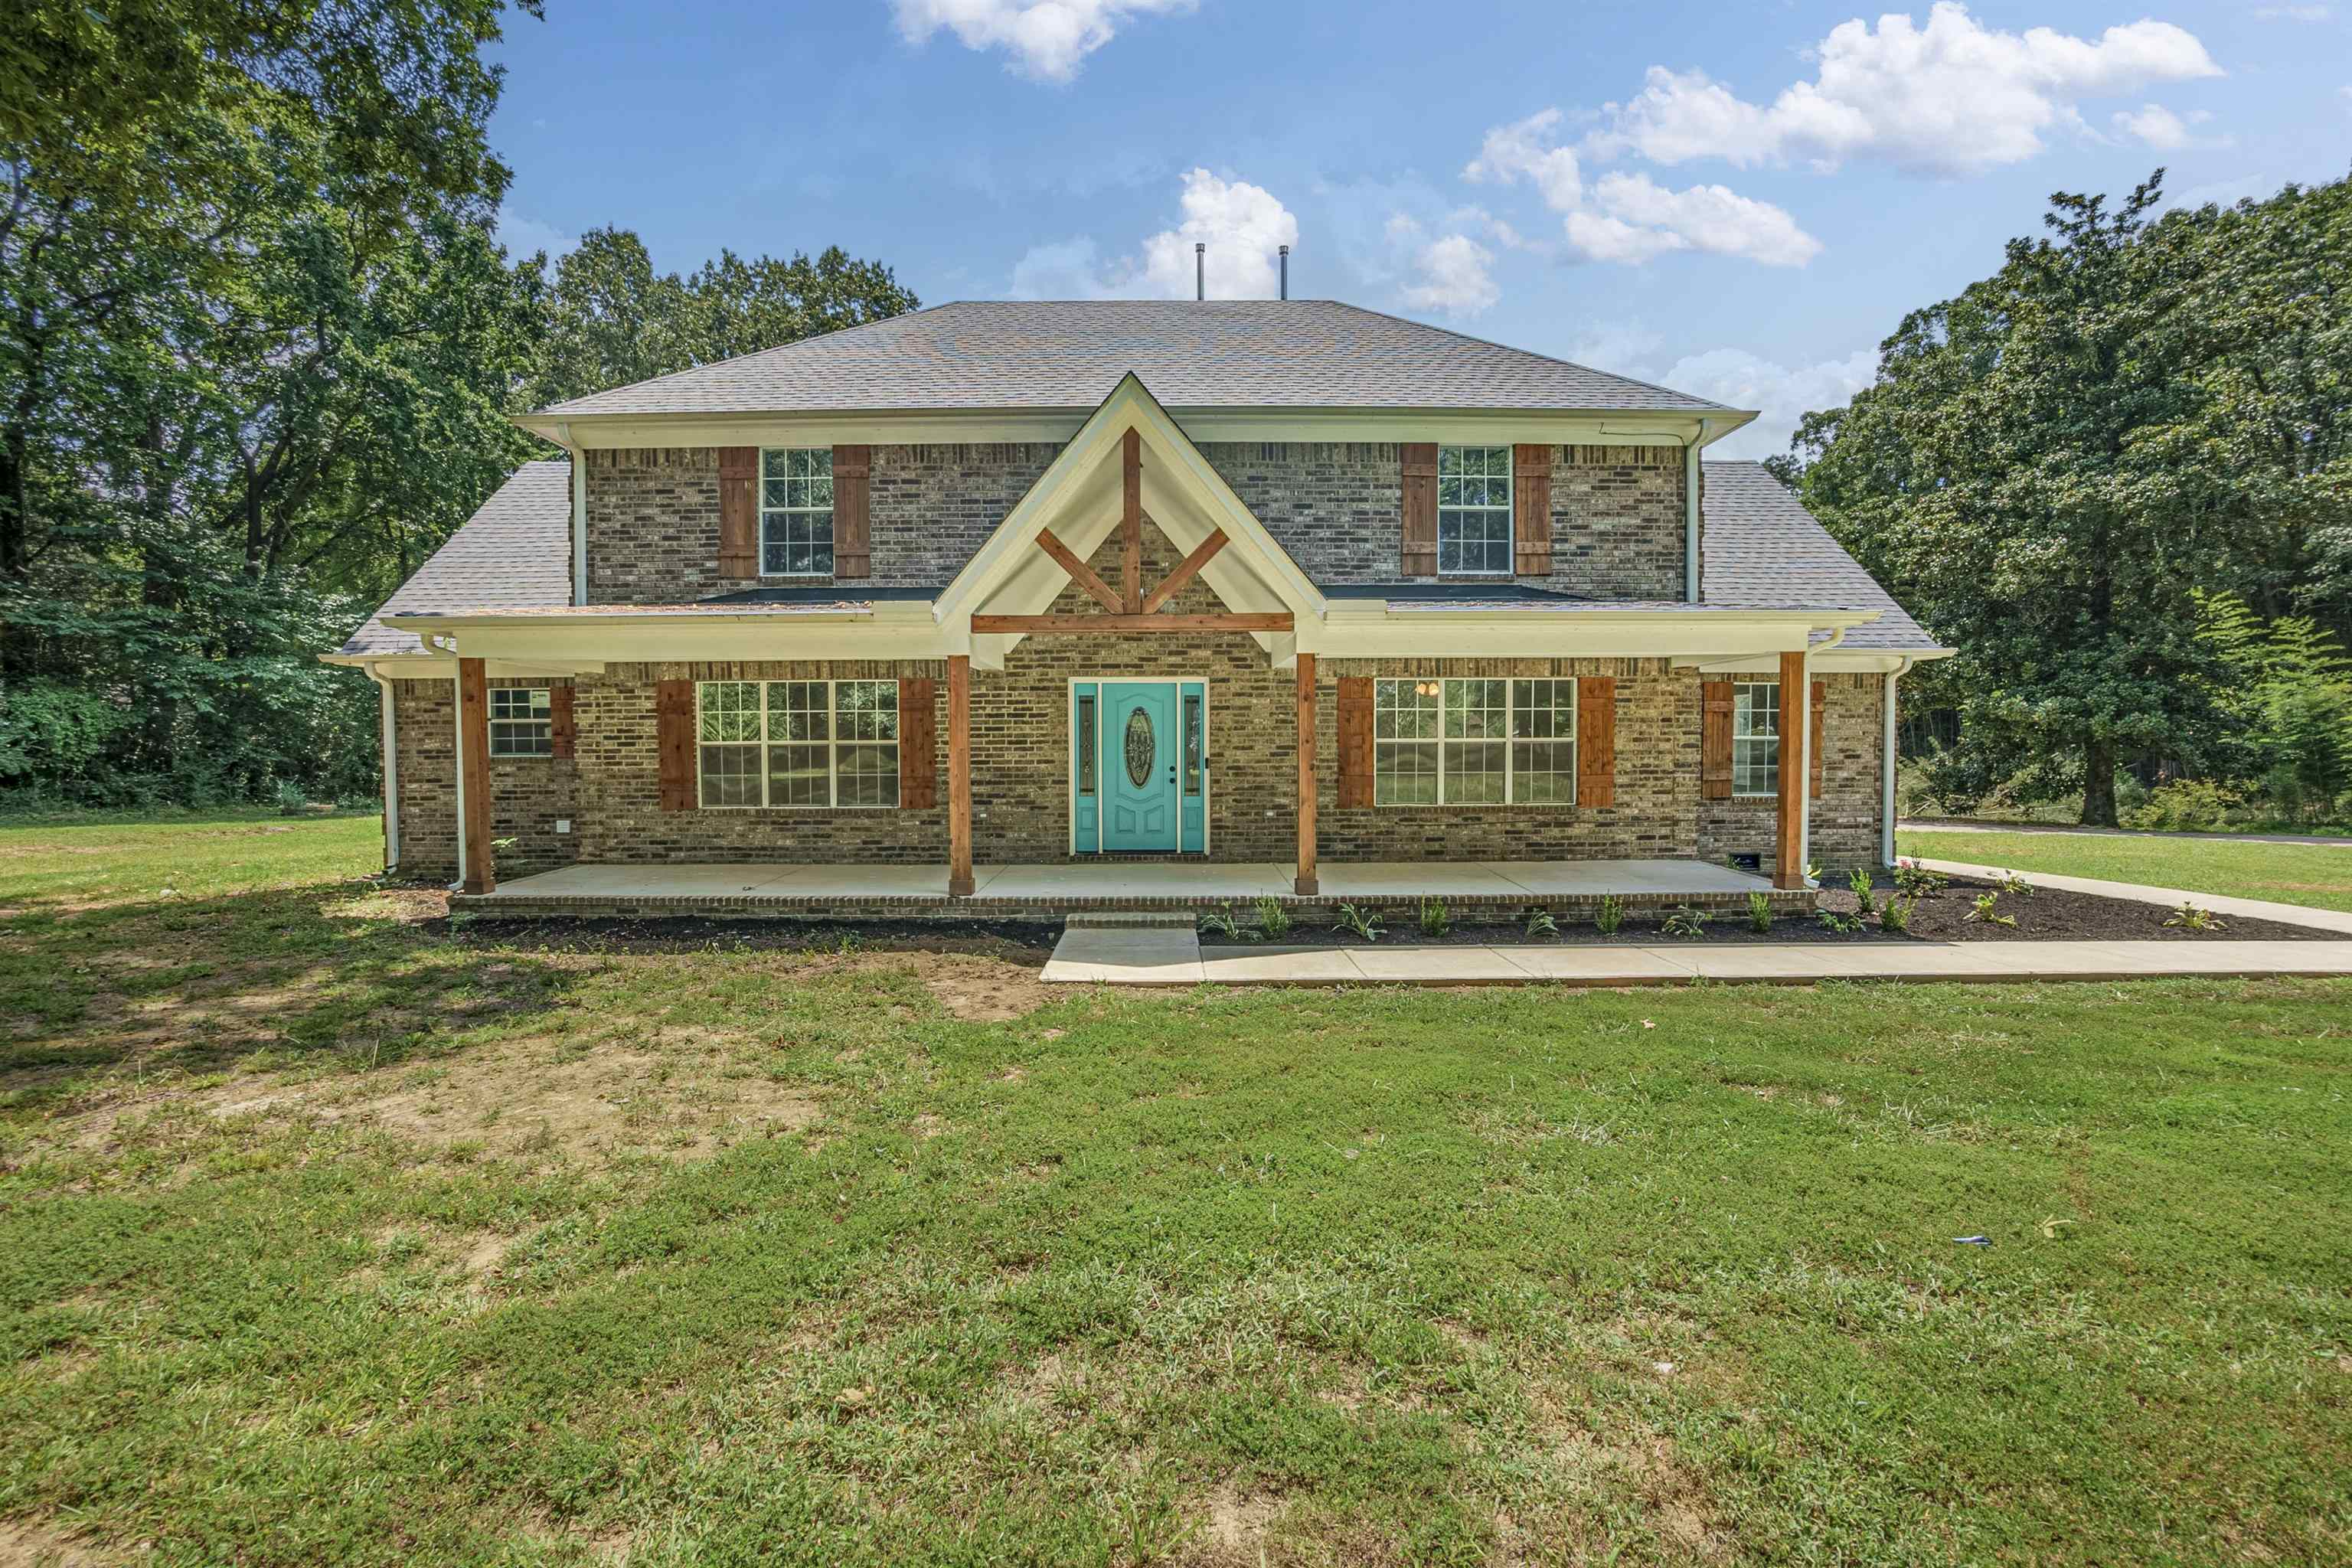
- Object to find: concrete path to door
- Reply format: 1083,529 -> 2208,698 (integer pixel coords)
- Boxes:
1042,928 -> 2352,987
1907,857 -> 2352,936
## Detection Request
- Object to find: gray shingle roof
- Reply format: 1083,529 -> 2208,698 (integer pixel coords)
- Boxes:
341,460 -> 572,656
1701,460 -> 1944,652
534,300 -> 1730,419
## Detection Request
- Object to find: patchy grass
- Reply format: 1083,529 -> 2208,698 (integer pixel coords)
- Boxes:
1901,828 -> 2352,913
2,820 -> 2349,1565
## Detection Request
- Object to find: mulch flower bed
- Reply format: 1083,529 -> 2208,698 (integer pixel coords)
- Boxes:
1221,875 -> 2335,946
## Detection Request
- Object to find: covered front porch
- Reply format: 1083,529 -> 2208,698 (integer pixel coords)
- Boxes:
448,857 -> 1799,920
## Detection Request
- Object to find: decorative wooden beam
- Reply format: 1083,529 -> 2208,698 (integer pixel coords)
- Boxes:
948,654 -> 973,897
1141,528 -> 1227,615
972,612 -> 1293,635
1776,648 -> 1808,890
1295,652 -> 1318,897
458,657 -> 494,896
1120,428 -> 1142,612
1034,527 -> 1123,613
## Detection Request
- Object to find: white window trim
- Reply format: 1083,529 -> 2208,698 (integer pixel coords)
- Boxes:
487,687 -> 553,759
695,678 -> 898,810
1372,677 -> 1576,807
1732,681 -> 1781,799
758,446 -> 835,580
1437,443 -> 1514,579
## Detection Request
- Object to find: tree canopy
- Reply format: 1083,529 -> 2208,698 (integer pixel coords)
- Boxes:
1783,169 -> 2352,825
0,0 -> 916,808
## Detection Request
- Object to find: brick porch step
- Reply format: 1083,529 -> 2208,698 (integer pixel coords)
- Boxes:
1063,911 -> 1200,930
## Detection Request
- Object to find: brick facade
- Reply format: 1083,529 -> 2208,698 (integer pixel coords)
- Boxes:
389,678 -> 580,880
1695,672 -> 1886,879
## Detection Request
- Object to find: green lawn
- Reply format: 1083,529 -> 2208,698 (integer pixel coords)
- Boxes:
3,820 -> 2348,1566
1900,828 -> 2352,913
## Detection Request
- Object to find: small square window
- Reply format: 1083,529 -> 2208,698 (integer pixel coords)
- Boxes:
488,688 -> 553,757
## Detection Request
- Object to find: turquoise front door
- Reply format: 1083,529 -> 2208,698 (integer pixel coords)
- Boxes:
1101,682 -> 1180,851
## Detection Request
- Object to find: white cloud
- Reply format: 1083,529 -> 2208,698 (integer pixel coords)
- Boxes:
495,210 -> 573,263
1466,110 -> 1585,211
890,0 -> 1194,83
1395,230 -> 1500,315
1589,173 -> 1821,266
1592,2 -> 2221,175
1007,168 -> 1298,299
1660,347 -> 1880,459
2113,103 -> 2194,149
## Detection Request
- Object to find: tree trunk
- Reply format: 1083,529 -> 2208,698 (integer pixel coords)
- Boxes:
2081,734 -> 2119,827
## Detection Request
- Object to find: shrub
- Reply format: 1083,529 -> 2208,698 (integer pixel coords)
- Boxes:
1416,897 -> 1450,939
1846,866 -> 1877,916
2123,778 -> 2245,833
1595,895 -> 1625,936
1893,859 -> 1949,897
2164,901 -> 2226,932
1747,892 -> 1773,933
1661,906 -> 1710,939
1879,895 -> 1914,934
1199,906 -> 1243,940
1964,891 -> 2015,927
1255,897 -> 1292,940
1816,908 -> 1867,934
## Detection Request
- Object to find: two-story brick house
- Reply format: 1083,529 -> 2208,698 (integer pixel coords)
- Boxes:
325,300 -> 1947,918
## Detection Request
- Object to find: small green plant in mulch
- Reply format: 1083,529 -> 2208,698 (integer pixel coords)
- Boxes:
1965,891 -> 2017,928
2164,901 -> 2227,932
1523,907 -> 1560,940
1661,905 -> 1711,939
1747,892 -> 1775,933
1816,907 -> 1867,934
1893,858 -> 1949,897
1417,897 -> 1451,939
1880,895 -> 1916,934
1334,902 -> 1384,942
1847,866 -> 1877,916
1199,905 -> 1243,940
1254,897 -> 1292,940
1994,870 -> 2034,897
1594,894 -> 1625,936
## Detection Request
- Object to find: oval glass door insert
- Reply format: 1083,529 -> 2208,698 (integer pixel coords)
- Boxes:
1123,708 -> 1155,787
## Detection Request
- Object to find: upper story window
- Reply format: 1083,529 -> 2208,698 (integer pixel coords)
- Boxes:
488,687 -> 552,757
1437,445 -> 1514,576
1733,682 -> 1780,797
1372,678 -> 1575,805
760,448 -> 834,577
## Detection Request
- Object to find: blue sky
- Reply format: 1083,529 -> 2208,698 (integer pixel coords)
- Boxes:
488,1 -> 2351,456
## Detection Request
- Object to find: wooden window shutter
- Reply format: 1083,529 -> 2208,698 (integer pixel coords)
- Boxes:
833,445 -> 871,580
898,677 -> 936,808
1576,676 -> 1616,807
657,678 -> 697,811
1810,680 -> 1826,795
717,447 -> 759,580
549,685 -> 576,761
1336,677 -> 1376,807
1400,443 -> 1438,577
1700,680 -> 1734,800
1514,444 -> 1553,576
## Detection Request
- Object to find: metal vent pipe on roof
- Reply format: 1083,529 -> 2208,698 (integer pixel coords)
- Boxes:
1194,242 -> 1204,300
1279,244 -> 1289,299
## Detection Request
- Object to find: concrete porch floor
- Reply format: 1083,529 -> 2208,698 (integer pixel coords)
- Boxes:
458,858 -> 1784,912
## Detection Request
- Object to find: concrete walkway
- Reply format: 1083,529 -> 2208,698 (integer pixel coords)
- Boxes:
1908,857 -> 2352,936
1041,926 -> 2352,988
1903,819 -> 2352,848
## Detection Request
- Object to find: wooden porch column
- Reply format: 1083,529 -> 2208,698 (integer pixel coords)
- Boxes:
947,654 -> 974,897
458,657 -> 494,896
1776,648 -> 1808,890
1295,652 -> 1318,897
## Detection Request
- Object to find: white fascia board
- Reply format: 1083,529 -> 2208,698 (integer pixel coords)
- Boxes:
1306,608 -> 1867,660
1676,645 -> 1955,675
514,405 -> 1740,452
390,607 -> 965,665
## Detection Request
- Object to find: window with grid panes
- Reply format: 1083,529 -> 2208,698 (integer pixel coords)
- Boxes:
696,680 -> 897,808
1436,445 -> 1513,575
488,688 -> 552,757
1373,678 -> 1576,804
1733,682 -> 1780,797
760,449 -> 834,576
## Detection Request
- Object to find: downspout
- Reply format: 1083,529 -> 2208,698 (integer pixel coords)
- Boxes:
562,425 -> 587,606
1684,419 -> 1710,603
1882,658 -> 1911,867
368,663 -> 400,872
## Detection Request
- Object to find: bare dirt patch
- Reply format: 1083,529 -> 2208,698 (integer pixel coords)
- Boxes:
0,1517 -> 115,1566
1181,1484 -> 1285,1566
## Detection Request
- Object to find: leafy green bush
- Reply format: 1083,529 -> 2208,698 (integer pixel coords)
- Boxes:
1416,897 -> 1449,939
2124,778 -> 2246,832
1747,892 -> 1774,933
1594,895 -> 1625,936
1255,897 -> 1292,940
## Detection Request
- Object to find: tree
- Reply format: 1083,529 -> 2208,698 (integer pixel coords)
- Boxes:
1787,172 -> 2348,825
521,230 -> 918,408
